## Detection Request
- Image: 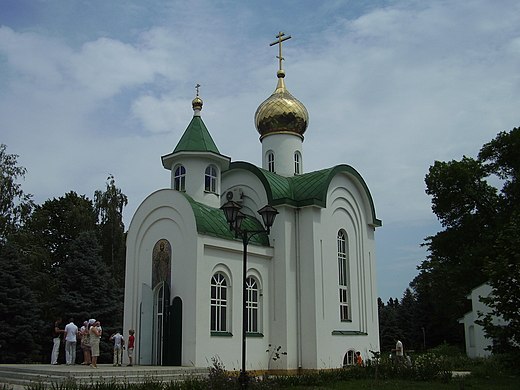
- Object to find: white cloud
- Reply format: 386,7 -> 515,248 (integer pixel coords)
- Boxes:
0,26 -> 71,86
131,94 -> 187,134
71,38 -> 157,98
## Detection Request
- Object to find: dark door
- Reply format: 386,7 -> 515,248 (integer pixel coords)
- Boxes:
163,296 -> 182,366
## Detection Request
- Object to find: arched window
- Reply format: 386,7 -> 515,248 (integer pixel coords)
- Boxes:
267,152 -> 275,172
205,165 -> 218,193
469,325 -> 475,347
338,230 -> 350,321
343,349 -> 356,366
174,165 -> 186,191
210,273 -> 228,332
294,151 -> 301,175
246,277 -> 259,333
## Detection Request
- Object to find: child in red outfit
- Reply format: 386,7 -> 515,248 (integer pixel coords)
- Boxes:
127,329 -> 135,366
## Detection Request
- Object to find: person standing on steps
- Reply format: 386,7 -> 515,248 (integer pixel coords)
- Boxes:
64,318 -> 78,365
89,320 -> 102,368
51,317 -> 64,365
127,329 -> 135,366
79,321 -> 91,365
109,331 -> 125,366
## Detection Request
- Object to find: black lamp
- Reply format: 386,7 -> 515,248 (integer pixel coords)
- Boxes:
221,201 -> 242,228
257,205 -> 279,234
220,198 -> 278,388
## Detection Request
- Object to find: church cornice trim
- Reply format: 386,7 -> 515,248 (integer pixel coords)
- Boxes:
161,150 -> 231,170
331,330 -> 368,336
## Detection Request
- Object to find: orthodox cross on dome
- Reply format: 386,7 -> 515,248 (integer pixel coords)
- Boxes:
195,83 -> 201,96
270,32 -> 292,72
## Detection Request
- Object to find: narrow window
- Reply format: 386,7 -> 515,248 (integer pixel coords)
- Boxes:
294,152 -> 301,175
246,277 -> 259,333
210,273 -> 228,332
174,165 -> 186,191
205,165 -> 217,193
267,152 -> 275,172
338,230 -> 350,321
469,325 -> 475,347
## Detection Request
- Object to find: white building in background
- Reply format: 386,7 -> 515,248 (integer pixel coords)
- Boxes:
459,283 -> 507,358
123,35 -> 382,370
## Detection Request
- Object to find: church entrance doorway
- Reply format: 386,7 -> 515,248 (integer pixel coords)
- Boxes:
152,281 -> 169,365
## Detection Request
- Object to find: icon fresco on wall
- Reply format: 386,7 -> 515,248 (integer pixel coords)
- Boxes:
152,239 -> 171,289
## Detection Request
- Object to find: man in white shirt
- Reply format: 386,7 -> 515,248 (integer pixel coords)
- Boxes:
64,318 -> 79,365
395,340 -> 404,364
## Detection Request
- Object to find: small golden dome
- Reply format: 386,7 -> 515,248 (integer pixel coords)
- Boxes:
192,96 -> 203,112
254,72 -> 309,139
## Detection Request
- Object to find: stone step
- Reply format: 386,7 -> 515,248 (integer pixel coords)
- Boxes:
0,364 -> 209,388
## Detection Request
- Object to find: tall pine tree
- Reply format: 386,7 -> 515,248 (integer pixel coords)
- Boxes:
0,243 -> 44,362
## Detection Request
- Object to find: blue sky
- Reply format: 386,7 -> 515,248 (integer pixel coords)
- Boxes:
1,0 -> 520,301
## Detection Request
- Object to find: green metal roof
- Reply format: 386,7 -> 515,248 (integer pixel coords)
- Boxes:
183,194 -> 270,246
173,116 -> 221,154
225,162 -> 382,227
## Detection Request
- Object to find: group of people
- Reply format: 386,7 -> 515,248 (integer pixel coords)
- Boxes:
51,317 -> 135,368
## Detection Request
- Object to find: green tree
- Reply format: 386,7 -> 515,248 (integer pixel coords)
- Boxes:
479,127 -> 520,207
414,155 -> 500,348
0,144 -> 33,242
398,288 -> 420,351
23,191 -> 97,271
476,127 -> 520,353
410,270 -> 442,349
0,242 -> 44,363
425,156 -> 498,228
12,191 -> 98,331
417,127 -> 520,353
477,213 -> 520,352
56,231 -> 118,321
94,175 -> 128,287
55,231 -> 121,362
378,297 -> 402,353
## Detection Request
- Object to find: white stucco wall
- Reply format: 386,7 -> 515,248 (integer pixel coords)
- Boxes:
221,166 -> 380,370
297,173 -> 379,369
192,236 -> 273,370
261,133 -> 303,176
166,154 -> 225,209
123,189 -> 198,366
459,283 -> 507,358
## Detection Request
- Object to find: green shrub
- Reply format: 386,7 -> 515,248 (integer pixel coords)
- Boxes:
413,353 -> 451,381
469,354 -> 518,379
429,342 -> 463,357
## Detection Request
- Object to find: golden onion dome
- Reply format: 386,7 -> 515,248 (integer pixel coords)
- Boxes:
192,95 -> 203,112
192,83 -> 203,114
254,69 -> 309,139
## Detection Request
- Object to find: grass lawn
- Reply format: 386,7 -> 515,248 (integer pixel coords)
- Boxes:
290,376 -> 519,389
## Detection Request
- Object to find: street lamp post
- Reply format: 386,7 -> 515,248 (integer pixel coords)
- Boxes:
220,201 -> 278,388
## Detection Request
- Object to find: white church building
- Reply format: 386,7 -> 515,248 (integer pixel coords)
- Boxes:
123,35 -> 382,371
